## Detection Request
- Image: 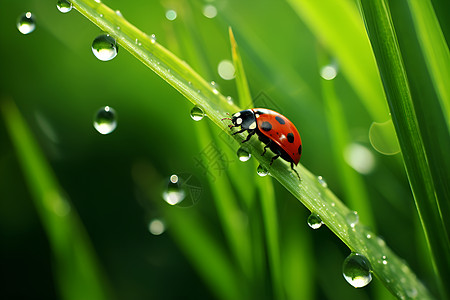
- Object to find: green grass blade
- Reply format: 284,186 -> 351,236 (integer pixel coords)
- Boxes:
287,0 -> 388,122
357,0 -> 450,298
0,98 -> 112,300
68,1 -> 435,298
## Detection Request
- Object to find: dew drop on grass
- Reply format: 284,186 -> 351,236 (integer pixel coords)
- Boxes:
91,34 -> 118,61
346,211 -> 359,228
150,34 -> 156,44
210,81 -> 220,95
17,12 -> 36,34
57,0 -> 73,13
93,106 -> 117,134
162,174 -> 186,205
226,96 -> 234,105
148,219 -> 165,235
237,147 -> 251,162
317,175 -> 327,188
257,164 -> 268,176
342,252 -> 372,288
307,213 -> 323,229
190,106 -> 204,121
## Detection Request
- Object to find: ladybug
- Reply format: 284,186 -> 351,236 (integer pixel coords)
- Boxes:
223,108 -> 302,178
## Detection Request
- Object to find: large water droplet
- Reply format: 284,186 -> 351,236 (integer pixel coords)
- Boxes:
218,60 -> 235,80
237,147 -> 251,162
190,106 -> 204,121
369,119 -> 400,155
307,213 -> 323,229
346,211 -> 359,228
91,34 -> 118,61
148,219 -> 165,235
165,9 -> 177,21
57,0 -> 73,13
162,174 -> 186,205
17,12 -> 36,34
93,106 -> 117,134
257,164 -> 268,176
342,253 -> 372,288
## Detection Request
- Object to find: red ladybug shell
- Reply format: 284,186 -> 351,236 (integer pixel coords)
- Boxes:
252,108 -> 302,164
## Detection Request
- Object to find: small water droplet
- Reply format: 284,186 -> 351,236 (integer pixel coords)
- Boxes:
165,9 -> 177,21
307,213 -> 323,229
190,106 -> 204,121
218,60 -> 235,80
203,4 -> 217,18
226,96 -> 234,104
380,255 -> 388,265
57,0 -> 73,13
150,34 -> 156,44
366,233 -> 372,239
369,119 -> 400,155
317,175 -> 327,188
320,64 -> 338,80
115,10 -> 123,17
148,219 -> 165,235
237,147 -> 251,162
17,12 -> 36,34
257,164 -> 268,176
346,211 -> 359,228
342,253 -> 372,288
91,34 -> 118,61
93,106 -> 117,134
162,174 -> 186,205
99,13 -> 104,18
210,81 -> 220,95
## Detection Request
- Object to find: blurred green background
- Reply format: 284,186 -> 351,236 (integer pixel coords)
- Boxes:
0,0 -> 447,299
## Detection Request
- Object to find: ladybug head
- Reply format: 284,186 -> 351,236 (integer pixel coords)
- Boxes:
231,109 -> 257,130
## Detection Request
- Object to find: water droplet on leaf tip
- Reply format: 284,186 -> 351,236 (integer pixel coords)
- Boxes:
257,164 -> 268,176
92,34 -> 118,61
190,106 -> 204,121
57,0 -> 73,13
17,12 -> 36,34
93,106 -> 117,134
237,147 -> 251,162
342,253 -> 372,288
307,213 -> 323,229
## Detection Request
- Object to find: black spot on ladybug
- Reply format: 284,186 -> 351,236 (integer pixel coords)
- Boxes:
261,121 -> 272,131
298,145 -> 302,155
275,116 -> 285,125
287,133 -> 295,143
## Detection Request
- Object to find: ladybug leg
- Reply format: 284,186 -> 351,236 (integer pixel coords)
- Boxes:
291,162 -> 301,180
232,128 -> 247,135
270,153 -> 280,165
261,141 -> 271,156
241,130 -> 256,143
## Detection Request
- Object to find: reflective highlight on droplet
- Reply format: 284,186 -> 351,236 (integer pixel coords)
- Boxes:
218,60 -> 235,80
190,106 -> 204,121
203,4 -> 217,18
17,12 -> 36,34
57,0 -> 73,13
91,34 -> 118,61
257,164 -> 268,177
165,9 -> 177,21
369,119 -> 400,155
148,219 -> 165,235
237,147 -> 251,162
307,213 -> 323,229
93,106 -> 117,134
342,253 -> 372,288
163,174 -> 186,205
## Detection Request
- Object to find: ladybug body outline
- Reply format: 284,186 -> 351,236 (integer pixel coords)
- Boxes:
224,108 -> 302,178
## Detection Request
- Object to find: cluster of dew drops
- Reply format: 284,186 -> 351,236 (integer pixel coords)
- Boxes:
16,1 -> 401,292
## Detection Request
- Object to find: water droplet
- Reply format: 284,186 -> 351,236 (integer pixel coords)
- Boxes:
210,81 -> 220,95
91,34 -> 118,61
366,233 -> 372,239
99,13 -> 103,18
342,253 -> 372,288
226,96 -> 234,104
307,213 -> 323,229
93,106 -> 117,134
257,164 -> 268,176
115,10 -> 123,17
237,147 -> 251,162
380,255 -> 388,265
218,60 -> 235,80
369,119 -> 400,155
57,0 -> 73,13
320,64 -> 338,80
148,219 -> 165,235
17,12 -> 36,34
190,106 -> 204,121
406,287 -> 418,298
344,143 -> 375,174
317,175 -> 327,188
150,34 -> 156,44
203,4 -> 217,18
346,211 -> 359,228
162,174 -> 186,205
165,9 -> 177,21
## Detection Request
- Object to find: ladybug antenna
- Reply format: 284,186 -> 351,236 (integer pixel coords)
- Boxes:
221,117 -> 232,121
